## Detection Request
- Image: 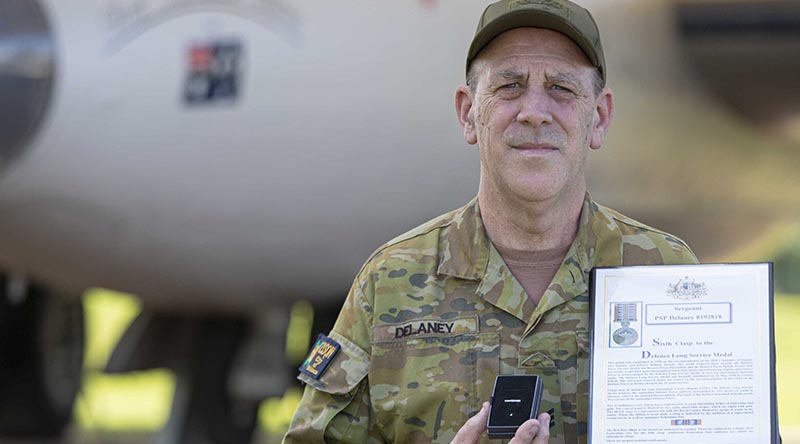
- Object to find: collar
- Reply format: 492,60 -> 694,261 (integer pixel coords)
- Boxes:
436,194 -> 600,279
436,194 -> 602,326
435,196 -> 491,281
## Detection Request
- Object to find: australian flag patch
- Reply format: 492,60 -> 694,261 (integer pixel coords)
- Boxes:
299,334 -> 341,379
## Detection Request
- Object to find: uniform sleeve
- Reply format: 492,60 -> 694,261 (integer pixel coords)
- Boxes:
282,277 -> 378,444
658,234 -> 699,265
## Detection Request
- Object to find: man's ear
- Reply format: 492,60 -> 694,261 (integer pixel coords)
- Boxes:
455,85 -> 478,145
590,86 -> 614,150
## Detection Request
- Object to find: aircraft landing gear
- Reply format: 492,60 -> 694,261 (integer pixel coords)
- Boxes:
163,317 -> 259,444
107,313 -> 259,444
0,277 -> 84,438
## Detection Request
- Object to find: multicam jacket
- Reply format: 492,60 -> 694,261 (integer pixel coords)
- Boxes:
283,194 -> 697,444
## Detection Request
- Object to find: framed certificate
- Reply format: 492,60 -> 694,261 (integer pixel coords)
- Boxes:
589,263 -> 778,444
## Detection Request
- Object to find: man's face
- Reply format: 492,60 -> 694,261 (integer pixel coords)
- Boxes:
457,27 -> 612,206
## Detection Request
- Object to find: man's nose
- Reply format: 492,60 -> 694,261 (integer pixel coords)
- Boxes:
515,87 -> 553,127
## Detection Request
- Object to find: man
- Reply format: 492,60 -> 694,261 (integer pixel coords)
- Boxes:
284,0 -> 697,443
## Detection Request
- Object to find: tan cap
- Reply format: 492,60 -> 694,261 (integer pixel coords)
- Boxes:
467,0 -> 606,85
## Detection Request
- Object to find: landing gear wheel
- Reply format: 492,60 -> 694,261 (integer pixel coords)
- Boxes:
160,317 -> 258,444
0,280 -> 84,437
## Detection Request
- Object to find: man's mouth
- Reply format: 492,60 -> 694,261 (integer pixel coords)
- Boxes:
511,143 -> 559,154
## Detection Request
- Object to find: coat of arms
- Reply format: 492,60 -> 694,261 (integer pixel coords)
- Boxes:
666,277 -> 707,301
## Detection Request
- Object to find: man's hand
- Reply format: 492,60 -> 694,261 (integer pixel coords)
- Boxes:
451,402 -> 551,444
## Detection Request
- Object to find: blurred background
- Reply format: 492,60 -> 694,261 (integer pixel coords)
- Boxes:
0,0 -> 798,443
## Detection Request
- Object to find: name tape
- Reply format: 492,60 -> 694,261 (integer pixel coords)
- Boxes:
371,316 -> 479,343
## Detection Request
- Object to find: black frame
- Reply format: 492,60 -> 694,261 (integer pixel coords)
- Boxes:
587,263 -> 778,444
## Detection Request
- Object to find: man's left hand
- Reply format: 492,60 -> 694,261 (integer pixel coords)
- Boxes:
450,402 -> 551,444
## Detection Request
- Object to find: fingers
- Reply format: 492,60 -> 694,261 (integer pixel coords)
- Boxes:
533,412 -> 551,443
451,405 -> 550,444
509,412 -> 550,444
508,419 -> 539,444
450,402 -> 490,444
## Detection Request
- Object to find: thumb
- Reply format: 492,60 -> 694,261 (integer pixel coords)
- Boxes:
451,402 -> 490,444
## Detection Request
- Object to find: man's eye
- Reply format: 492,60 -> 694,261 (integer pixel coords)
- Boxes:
500,82 -> 521,89
551,84 -> 573,93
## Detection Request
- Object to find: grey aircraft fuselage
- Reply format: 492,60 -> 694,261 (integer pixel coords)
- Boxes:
0,0 -> 798,315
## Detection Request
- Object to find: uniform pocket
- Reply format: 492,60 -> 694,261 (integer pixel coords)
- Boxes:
369,318 -> 499,443
553,329 -> 590,444
519,338 -> 563,441
518,324 -> 584,443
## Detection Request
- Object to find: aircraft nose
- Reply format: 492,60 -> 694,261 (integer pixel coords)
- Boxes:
0,0 -> 55,171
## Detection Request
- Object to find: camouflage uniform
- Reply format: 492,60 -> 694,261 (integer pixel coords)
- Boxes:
283,194 -> 697,444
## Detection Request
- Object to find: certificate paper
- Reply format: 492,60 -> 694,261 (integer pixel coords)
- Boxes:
589,263 -> 777,444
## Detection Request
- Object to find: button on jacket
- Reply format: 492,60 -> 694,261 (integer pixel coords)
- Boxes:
283,194 -> 697,444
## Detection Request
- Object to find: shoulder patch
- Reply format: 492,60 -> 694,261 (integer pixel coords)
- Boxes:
299,334 -> 341,380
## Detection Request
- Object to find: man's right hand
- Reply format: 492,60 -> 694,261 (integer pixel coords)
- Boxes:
450,402 -> 551,444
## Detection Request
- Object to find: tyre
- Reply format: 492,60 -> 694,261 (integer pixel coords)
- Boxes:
0,280 -> 84,437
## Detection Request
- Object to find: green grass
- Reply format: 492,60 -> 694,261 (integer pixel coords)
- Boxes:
776,294 -> 800,425
75,289 -> 307,434
74,289 -> 800,435
76,289 -> 173,431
